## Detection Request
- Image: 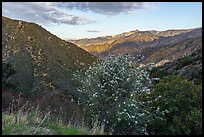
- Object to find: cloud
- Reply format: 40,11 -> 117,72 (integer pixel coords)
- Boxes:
2,2 -> 94,25
87,30 -> 100,33
55,2 -> 151,15
2,2 -> 154,26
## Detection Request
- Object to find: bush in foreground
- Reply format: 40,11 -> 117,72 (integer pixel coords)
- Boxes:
76,55 -> 152,134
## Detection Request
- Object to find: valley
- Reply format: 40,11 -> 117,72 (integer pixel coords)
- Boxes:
2,12 -> 202,135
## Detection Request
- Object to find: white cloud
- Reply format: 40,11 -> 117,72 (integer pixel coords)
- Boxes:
2,2 -> 154,26
2,2 -> 94,25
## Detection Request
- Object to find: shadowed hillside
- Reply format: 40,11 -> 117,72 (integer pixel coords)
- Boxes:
2,16 -> 98,122
150,48 -> 202,84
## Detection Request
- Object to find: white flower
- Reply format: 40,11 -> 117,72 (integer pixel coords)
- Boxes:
138,113 -> 145,116
117,118 -> 121,121
92,93 -> 97,97
127,113 -> 130,118
132,115 -> 135,118
165,109 -> 169,113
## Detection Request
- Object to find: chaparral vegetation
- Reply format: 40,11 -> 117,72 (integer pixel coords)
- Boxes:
2,15 -> 202,135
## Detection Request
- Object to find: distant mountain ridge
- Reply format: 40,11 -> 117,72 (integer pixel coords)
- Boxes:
70,27 -> 202,65
70,28 -> 200,46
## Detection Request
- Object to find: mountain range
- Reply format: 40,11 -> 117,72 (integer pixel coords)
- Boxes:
2,16 -> 202,126
70,28 -> 202,66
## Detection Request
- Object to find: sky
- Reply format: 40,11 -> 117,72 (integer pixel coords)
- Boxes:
2,2 -> 202,40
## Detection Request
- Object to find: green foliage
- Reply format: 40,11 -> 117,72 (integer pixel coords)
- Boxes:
150,66 -> 167,79
174,48 -> 202,70
2,61 -> 16,89
174,58 -> 191,70
76,55 -> 152,135
150,48 -> 202,85
146,75 -> 202,135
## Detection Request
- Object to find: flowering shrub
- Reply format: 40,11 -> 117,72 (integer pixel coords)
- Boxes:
76,55 -> 152,134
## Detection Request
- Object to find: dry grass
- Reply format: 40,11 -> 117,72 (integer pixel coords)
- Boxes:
2,100 -> 105,135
